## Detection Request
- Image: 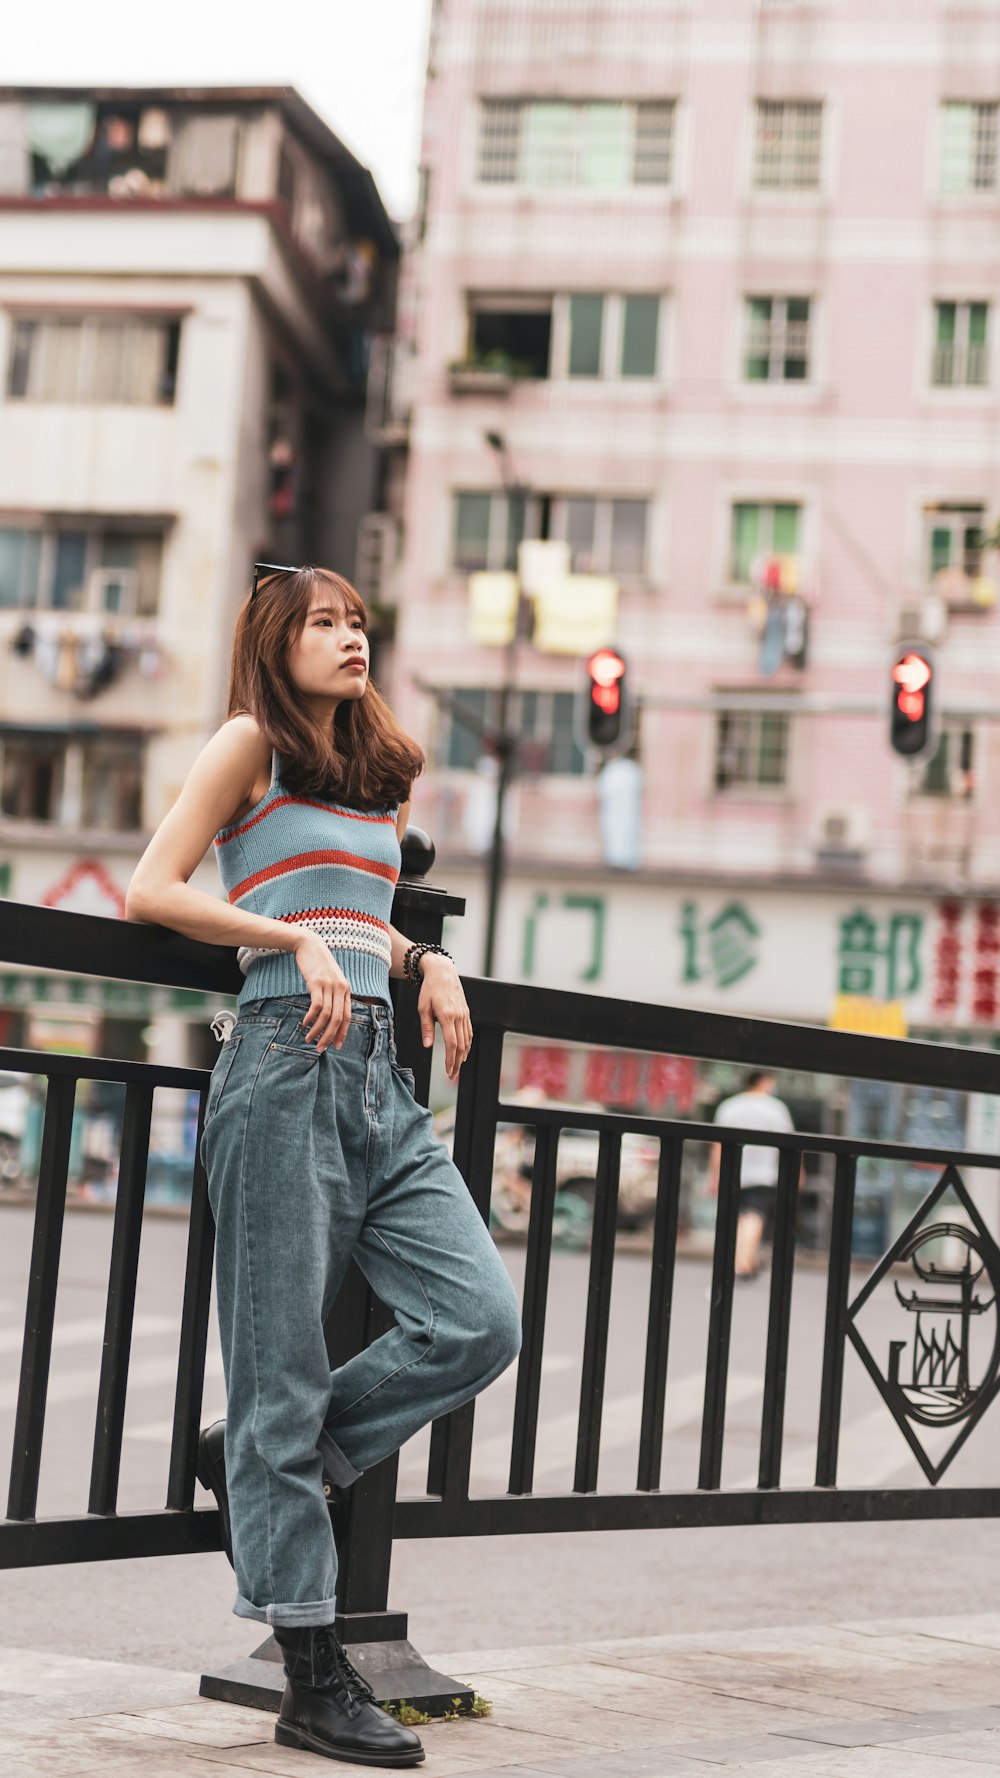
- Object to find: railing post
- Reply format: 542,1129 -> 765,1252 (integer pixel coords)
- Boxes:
203,829 -> 473,1715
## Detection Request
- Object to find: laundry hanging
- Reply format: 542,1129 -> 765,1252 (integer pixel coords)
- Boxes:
24,101 -> 96,176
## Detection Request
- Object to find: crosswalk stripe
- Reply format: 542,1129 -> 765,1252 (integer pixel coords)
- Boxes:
0,1349 -> 224,1412
396,1371 -> 763,1491
124,1354 -> 574,1447
729,1401 -> 958,1490
0,1313 -> 179,1357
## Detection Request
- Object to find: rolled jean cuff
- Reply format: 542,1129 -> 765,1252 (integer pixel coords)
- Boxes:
318,1428 -> 363,1487
234,1592 -> 340,1626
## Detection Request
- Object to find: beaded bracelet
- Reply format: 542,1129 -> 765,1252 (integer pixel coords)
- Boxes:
402,941 -> 454,986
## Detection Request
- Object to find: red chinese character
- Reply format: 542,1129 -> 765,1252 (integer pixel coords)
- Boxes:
583,1050 -> 641,1108
976,904 -> 1000,955
644,1054 -> 698,1115
517,1046 -> 570,1099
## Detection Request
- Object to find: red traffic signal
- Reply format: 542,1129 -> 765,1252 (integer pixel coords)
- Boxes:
585,648 -> 628,749
890,645 -> 934,758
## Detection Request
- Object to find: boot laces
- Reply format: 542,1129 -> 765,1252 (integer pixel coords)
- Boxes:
315,1628 -> 376,1714
331,1635 -> 377,1706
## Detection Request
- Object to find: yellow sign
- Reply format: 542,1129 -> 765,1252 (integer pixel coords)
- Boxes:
829,994 -> 907,1038
532,574 -> 618,655
468,572 -> 519,645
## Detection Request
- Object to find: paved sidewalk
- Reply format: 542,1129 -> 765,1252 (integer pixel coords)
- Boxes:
3,1611 -> 1000,1776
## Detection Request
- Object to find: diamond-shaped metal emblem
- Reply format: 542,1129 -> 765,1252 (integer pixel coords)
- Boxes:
846,1165 -> 1000,1483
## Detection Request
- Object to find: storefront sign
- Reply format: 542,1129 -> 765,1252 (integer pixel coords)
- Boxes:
451,870 -> 1000,1033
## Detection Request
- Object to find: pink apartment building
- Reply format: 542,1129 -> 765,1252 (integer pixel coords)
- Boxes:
380,0 -> 1000,1078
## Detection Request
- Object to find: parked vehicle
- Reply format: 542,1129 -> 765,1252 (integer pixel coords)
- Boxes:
432,1093 -> 660,1234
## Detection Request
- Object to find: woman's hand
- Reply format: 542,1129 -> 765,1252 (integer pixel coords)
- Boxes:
293,930 -> 353,1052
418,956 -> 472,1083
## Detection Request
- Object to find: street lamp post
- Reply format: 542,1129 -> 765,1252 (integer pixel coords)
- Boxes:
481,429 -> 530,977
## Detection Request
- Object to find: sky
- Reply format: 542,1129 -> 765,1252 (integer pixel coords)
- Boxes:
2,0 -> 434,221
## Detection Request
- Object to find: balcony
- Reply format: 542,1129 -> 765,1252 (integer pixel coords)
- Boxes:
365,337 -> 414,444
447,358 -> 515,397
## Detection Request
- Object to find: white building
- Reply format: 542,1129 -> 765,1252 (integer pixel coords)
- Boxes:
0,85 -> 398,1082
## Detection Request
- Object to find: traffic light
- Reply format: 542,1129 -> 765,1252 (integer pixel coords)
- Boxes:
889,644 -> 935,759
585,646 -> 628,751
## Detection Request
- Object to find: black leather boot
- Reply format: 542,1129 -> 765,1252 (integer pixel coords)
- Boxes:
272,1623 -> 425,1766
195,1420 -> 344,1571
195,1421 -> 234,1567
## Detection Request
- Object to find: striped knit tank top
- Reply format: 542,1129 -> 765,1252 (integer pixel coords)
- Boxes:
212,749 -> 401,1009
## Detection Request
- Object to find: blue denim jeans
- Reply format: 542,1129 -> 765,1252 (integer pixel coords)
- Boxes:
199,993 -> 522,1627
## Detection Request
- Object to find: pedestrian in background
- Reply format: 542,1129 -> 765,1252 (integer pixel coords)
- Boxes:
706,1069 -> 795,1279
126,564 -> 522,1768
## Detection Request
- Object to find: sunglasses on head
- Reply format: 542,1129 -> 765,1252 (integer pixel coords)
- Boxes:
251,561 -> 300,599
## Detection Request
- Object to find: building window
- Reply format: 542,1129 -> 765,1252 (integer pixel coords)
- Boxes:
568,295 -> 605,376
554,497 -> 649,576
7,315 -> 181,405
173,114 -> 241,197
620,295 -> 660,377
443,688 -> 585,776
477,99 -> 675,189
917,724 -> 975,799
567,293 -> 661,379
478,100 -> 523,184
452,491 -> 532,573
0,735 -> 65,821
0,731 -> 144,829
924,503 -> 985,584
744,296 -> 811,381
729,503 -> 801,584
932,301 -> 989,386
939,101 -> 999,193
467,296 -> 553,377
0,523 -> 163,614
80,737 -> 144,829
714,710 -> 790,791
753,100 -> 823,189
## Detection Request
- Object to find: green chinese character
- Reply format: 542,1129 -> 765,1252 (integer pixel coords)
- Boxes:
562,895 -> 605,981
838,910 -> 881,995
706,903 -> 760,988
679,902 -> 702,983
886,912 -> 923,998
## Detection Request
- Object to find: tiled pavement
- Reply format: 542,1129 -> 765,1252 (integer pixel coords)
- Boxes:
3,1612 -> 1000,1777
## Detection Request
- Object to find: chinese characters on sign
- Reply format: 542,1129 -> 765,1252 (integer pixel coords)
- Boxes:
522,892 -> 605,981
679,901 -> 761,988
514,1044 -> 698,1113
837,909 -> 923,1000
515,886 -> 1000,1027
929,900 -> 1000,1026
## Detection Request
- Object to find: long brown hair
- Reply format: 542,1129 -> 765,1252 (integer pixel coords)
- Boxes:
226,565 -> 424,809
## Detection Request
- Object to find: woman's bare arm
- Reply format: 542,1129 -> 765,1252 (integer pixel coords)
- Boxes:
386,796 -> 472,1080
124,717 -> 300,956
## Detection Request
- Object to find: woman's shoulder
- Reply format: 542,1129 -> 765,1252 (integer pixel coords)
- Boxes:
215,715 -> 273,770
211,715 -> 274,820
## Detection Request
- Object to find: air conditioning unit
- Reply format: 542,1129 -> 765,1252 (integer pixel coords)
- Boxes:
812,803 -> 871,862
354,514 -> 398,605
894,593 -> 946,643
88,567 -> 138,616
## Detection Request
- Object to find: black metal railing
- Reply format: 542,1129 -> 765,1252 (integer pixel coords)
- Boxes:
2,882 -> 1000,1706
393,979 -> 1000,1541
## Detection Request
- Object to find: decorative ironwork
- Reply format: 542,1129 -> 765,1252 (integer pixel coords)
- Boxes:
847,1165 -> 1000,1482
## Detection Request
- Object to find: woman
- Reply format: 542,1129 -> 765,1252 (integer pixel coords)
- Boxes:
126,565 -> 522,1768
